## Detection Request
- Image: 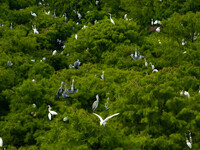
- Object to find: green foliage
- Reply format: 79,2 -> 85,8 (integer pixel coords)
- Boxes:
1,0 -> 200,149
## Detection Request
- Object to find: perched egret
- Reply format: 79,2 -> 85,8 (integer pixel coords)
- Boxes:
182,39 -> 187,45
156,27 -> 160,32
10,22 -> 13,30
33,103 -> 37,108
62,83 -> 71,99
180,90 -> 190,98
158,39 -> 161,44
52,9 -> 56,19
77,11 -> 82,19
75,34 -> 78,40
52,50 -> 57,56
0,137 -> 3,147
96,0 -> 99,5
92,94 -> 99,112
31,11 -> 37,17
32,25 -> 39,34
152,69 -> 158,73
144,58 -> 148,67
48,105 -> 58,120
57,39 -> 62,45
61,45 -> 65,49
109,13 -> 115,25
7,61 -> 13,66
63,13 -> 68,22
44,10 -> 50,15
93,113 -> 120,126
124,14 -> 128,20
63,116 -> 68,122
150,62 -> 155,70
32,79 -> 36,82
31,59 -> 35,62
74,59 -> 81,69
68,79 -> 78,94
105,97 -> 109,110
151,18 -> 154,25
57,81 -> 64,98
199,86 -> 200,93
100,71 -> 104,80
186,132 -> 192,149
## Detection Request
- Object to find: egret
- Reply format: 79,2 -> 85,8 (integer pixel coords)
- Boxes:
32,79 -> 35,82
156,27 -> 160,32
33,103 -> 37,108
42,57 -> 46,61
158,39 -> 161,44
31,11 -> 37,17
92,94 -> 99,112
62,83 -> 71,99
199,86 -> 200,93
31,59 -> 35,62
124,14 -> 128,20
151,18 -> 154,25
74,59 -> 81,69
7,61 -> 13,66
100,71 -> 104,80
152,69 -> 158,73
96,0 -> 99,5
44,10 -> 50,15
57,81 -> 64,98
77,11 -> 82,19
182,39 -> 187,45
185,132 -> 192,149
93,113 -> 120,126
105,97 -> 109,110
52,50 -> 57,56
57,39 -> 62,45
52,9 -> 56,19
109,13 -> 115,25
63,116 -> 68,122
68,79 -> 78,94
61,45 -> 65,49
82,25 -> 87,29
144,58 -> 148,67
154,20 -> 161,25
184,91 -> 190,98
150,62 -> 155,70
75,34 -> 78,40
0,137 -> 3,147
63,13 -> 68,22
48,105 -> 58,120
10,22 -> 13,30
32,25 -> 39,34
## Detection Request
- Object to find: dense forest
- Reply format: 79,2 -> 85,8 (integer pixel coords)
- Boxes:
0,0 -> 200,149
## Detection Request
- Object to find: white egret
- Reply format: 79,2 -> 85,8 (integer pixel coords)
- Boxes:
156,27 -> 160,32
152,69 -> 158,73
52,50 -> 57,56
63,13 -> 68,22
75,34 -> 78,40
96,0 -> 99,5
180,90 -> 190,98
150,62 -> 155,70
105,97 -> 109,110
100,71 -> 104,80
57,81 -> 64,98
33,103 -> 37,108
151,18 -> 154,25
42,57 -> 46,61
186,132 -> 192,149
32,25 -> 39,34
63,116 -> 68,122
77,11 -> 82,19
182,39 -> 187,45
92,94 -> 99,112
0,137 -> 3,147
124,14 -> 128,20
10,23 -> 13,30
31,11 -> 37,17
32,79 -> 36,82
48,105 -> 58,120
199,86 -> 200,93
109,13 -> 115,25
44,10 -> 50,15
144,58 -> 148,67
61,45 -> 65,49
93,113 -> 120,126
158,39 -> 161,44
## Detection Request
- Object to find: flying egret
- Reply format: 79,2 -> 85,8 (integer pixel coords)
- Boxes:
62,83 -> 71,99
68,79 -> 78,94
48,105 -> 58,120
31,11 -> 37,17
93,113 -> 120,126
92,94 -> 99,112
100,71 -> 104,80
52,50 -> 57,56
109,13 -> 115,25
57,81 -> 64,98
0,137 -> 3,147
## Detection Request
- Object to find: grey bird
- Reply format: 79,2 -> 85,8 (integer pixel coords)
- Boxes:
62,83 -> 71,99
7,61 -> 13,66
92,94 -> 99,112
57,81 -> 64,98
74,59 -> 81,69
68,79 -> 78,94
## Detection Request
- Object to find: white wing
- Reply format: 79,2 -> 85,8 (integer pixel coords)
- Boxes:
48,113 -> 51,120
93,113 -> 103,122
104,113 -> 120,122
50,110 -> 58,115
0,137 -> 3,147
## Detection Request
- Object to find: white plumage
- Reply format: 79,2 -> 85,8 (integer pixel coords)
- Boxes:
48,105 -> 58,120
31,11 -> 37,17
0,137 -> 3,147
52,50 -> 57,56
93,113 -> 120,126
109,13 -> 115,25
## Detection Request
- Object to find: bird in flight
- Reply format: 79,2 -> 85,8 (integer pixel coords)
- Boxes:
93,113 -> 120,126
